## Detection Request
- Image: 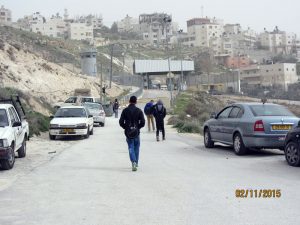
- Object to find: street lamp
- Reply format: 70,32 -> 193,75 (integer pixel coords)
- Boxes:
162,16 -> 173,106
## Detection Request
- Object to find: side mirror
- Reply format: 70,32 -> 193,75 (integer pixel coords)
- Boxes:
210,112 -> 217,119
88,115 -> 93,118
12,121 -> 22,127
49,115 -> 54,119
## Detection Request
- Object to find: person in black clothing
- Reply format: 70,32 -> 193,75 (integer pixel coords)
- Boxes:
119,96 -> 145,171
152,99 -> 167,142
113,99 -> 119,118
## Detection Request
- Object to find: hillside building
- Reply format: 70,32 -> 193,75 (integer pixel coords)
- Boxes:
0,5 -> 12,26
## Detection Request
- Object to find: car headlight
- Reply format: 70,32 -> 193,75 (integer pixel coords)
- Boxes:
0,139 -> 9,148
76,123 -> 87,129
50,124 -> 59,129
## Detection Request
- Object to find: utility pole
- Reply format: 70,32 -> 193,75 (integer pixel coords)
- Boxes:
109,44 -> 114,88
178,29 -> 184,91
100,63 -> 103,103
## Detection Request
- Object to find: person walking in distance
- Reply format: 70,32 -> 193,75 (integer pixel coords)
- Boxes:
113,99 -> 119,118
144,100 -> 155,132
153,100 -> 167,142
119,96 -> 145,171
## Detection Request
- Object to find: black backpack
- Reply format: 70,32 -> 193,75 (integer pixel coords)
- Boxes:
125,109 -> 139,139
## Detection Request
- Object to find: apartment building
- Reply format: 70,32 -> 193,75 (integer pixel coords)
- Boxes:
117,15 -> 139,33
17,12 -> 45,31
68,22 -> 94,43
74,14 -> 103,30
0,5 -> 12,25
31,15 -> 66,38
259,29 -> 297,54
185,17 -> 224,48
240,63 -> 298,91
224,24 -> 257,49
139,13 -> 173,45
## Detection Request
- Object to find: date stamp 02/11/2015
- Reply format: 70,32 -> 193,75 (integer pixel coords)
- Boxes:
235,189 -> 281,198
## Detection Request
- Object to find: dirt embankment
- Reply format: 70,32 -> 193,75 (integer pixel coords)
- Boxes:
0,41 -> 124,115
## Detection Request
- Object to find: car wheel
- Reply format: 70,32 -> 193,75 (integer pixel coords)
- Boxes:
18,138 -> 27,158
0,145 -> 15,170
233,133 -> 248,155
90,127 -> 94,135
285,142 -> 300,167
85,126 -> 90,139
100,122 -> 105,127
49,134 -> 56,140
204,128 -> 214,148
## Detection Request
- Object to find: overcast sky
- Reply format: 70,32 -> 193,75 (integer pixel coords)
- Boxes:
2,0 -> 299,36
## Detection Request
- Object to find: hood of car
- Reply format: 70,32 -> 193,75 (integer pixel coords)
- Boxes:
50,118 -> 88,126
0,127 -> 11,139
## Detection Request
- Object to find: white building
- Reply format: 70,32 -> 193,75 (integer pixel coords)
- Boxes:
17,12 -> 45,31
241,63 -> 298,91
184,17 -> 224,48
139,13 -> 174,45
117,15 -> 139,33
259,29 -> 297,54
0,5 -> 12,25
73,14 -> 103,30
68,23 -> 94,43
32,15 -> 66,38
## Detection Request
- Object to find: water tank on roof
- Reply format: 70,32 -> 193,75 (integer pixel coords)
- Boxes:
80,49 -> 97,76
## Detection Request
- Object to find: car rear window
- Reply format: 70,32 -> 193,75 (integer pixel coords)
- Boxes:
250,105 -> 295,117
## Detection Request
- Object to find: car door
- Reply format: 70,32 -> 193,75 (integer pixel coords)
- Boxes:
8,107 -> 22,149
213,107 -> 233,142
222,106 -> 243,144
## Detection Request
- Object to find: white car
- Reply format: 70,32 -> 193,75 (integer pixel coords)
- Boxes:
0,100 -> 29,170
82,102 -> 106,127
49,106 -> 94,140
63,96 -> 100,106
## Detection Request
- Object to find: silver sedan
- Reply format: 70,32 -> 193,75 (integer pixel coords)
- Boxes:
203,103 -> 299,155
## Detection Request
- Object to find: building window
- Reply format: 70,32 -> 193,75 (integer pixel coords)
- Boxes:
266,70 -> 269,72
279,69 -> 281,71
287,68 -> 289,71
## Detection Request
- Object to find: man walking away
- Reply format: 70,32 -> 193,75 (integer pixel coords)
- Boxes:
144,100 -> 155,132
153,100 -> 167,142
113,99 -> 119,118
119,96 -> 145,171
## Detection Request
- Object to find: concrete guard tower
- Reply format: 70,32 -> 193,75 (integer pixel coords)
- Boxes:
80,49 -> 97,76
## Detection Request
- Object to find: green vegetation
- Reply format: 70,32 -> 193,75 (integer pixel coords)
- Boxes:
0,87 -> 51,137
169,91 -> 225,134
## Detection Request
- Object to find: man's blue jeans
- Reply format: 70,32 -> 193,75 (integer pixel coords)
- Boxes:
126,136 -> 140,164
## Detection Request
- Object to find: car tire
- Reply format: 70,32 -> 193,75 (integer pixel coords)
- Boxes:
233,133 -> 248,155
85,127 -> 90,139
49,134 -> 56,140
0,145 -> 15,170
285,141 -> 300,167
18,138 -> 27,158
90,127 -> 94,135
100,122 -> 105,127
204,128 -> 214,148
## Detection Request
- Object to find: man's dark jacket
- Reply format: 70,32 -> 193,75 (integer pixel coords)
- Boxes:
119,104 -> 145,138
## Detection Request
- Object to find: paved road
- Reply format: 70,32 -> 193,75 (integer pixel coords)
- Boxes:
0,93 -> 300,225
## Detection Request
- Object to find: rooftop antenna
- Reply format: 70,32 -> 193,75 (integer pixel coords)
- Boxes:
201,5 -> 204,18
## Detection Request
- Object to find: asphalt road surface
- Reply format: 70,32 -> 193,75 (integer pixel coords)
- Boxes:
0,91 -> 299,225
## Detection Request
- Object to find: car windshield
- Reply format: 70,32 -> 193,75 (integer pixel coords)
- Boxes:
55,108 -> 87,118
81,98 -> 93,103
0,109 -> 9,127
84,103 -> 103,111
65,97 -> 77,103
250,105 -> 295,117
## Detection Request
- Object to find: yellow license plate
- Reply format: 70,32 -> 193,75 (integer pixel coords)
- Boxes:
272,125 -> 292,130
62,128 -> 74,133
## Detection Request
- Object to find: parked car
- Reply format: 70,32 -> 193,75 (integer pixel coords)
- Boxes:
284,122 -> 300,167
49,106 -> 94,140
82,102 -> 106,127
203,103 -> 299,155
160,85 -> 168,91
0,96 -> 29,170
102,103 -> 114,117
63,96 -> 101,106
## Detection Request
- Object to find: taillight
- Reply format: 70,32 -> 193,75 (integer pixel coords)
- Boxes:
254,120 -> 265,132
